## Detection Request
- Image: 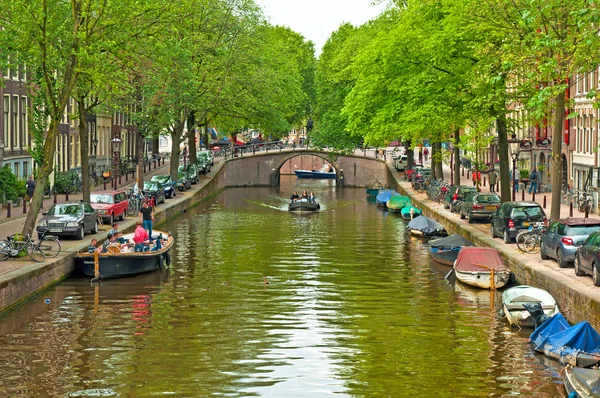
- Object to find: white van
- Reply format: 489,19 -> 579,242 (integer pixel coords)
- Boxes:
395,155 -> 409,171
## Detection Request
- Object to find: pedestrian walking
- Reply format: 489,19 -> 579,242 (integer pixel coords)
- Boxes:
26,175 -> 36,203
418,147 -> 423,165
529,167 -> 539,194
489,169 -> 497,193
423,147 -> 429,162
472,169 -> 481,187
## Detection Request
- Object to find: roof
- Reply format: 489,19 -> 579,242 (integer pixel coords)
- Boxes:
558,217 -> 600,226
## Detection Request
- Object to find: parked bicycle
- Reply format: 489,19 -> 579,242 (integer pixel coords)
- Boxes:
33,231 -> 61,258
516,223 -> 547,253
0,234 -> 45,262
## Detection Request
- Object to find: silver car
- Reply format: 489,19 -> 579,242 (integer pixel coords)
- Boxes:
540,218 -> 600,268
36,202 -> 99,240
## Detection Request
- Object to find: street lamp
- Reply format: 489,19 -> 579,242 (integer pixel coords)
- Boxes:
111,135 -> 122,189
508,134 -> 520,201
92,137 -> 98,154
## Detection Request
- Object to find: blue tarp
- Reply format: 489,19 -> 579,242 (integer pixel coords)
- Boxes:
408,215 -> 444,234
530,313 -> 600,366
376,190 -> 399,205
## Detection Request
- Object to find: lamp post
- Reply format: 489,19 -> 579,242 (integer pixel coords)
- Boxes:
92,137 -> 98,155
111,134 -> 122,190
508,134 -> 520,201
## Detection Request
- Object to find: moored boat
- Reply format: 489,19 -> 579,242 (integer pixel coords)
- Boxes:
288,199 -> 320,212
366,188 -> 383,198
501,285 -> 559,328
408,215 -> 447,237
530,313 -> 600,368
563,366 -> 600,397
294,164 -> 336,179
75,230 -> 174,280
453,247 -> 511,289
375,190 -> 399,207
387,195 -> 411,213
429,235 -> 474,266
400,205 -> 422,219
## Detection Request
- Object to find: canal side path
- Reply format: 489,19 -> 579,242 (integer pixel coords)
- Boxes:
388,156 -> 600,329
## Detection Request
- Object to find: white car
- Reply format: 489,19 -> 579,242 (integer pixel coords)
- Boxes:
395,155 -> 409,171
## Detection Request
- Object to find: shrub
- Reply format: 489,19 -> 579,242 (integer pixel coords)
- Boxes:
0,165 -> 26,203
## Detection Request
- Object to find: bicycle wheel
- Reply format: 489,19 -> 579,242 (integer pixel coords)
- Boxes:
516,231 -> 532,252
0,241 -> 10,261
39,236 -> 61,258
27,243 -> 46,263
523,235 -> 541,254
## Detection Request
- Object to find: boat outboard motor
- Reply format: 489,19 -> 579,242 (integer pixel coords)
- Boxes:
522,302 -> 549,328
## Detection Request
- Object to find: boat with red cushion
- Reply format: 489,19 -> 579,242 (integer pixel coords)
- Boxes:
453,247 -> 511,289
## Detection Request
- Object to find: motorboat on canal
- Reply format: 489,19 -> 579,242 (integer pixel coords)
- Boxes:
563,366 -> 600,397
400,205 -> 421,220
501,285 -> 559,328
530,313 -> 600,368
452,247 -> 511,289
288,199 -> 320,212
407,215 -> 447,237
386,195 -> 411,213
429,235 -> 474,266
75,230 -> 174,280
294,164 -> 336,179
375,190 -> 399,207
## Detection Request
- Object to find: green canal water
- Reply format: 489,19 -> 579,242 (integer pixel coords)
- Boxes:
0,176 -> 565,397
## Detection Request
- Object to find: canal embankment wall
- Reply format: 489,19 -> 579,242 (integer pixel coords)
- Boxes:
386,164 -> 600,329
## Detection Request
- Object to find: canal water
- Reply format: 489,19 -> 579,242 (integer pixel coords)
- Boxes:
0,176 -> 565,397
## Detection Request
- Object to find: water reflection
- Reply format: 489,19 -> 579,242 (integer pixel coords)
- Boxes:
0,176 -> 566,397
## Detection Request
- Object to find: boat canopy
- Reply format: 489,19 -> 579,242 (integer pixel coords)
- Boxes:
376,190 -> 399,204
429,235 -> 474,249
388,196 -> 411,208
454,247 -> 504,271
530,313 -> 600,355
408,215 -> 443,233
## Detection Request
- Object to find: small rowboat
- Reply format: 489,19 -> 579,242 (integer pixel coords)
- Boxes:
375,190 -> 399,207
429,235 -> 474,266
563,366 -> 600,397
400,205 -> 421,220
453,247 -> 511,289
75,230 -> 173,280
288,199 -> 320,212
501,285 -> 559,328
294,164 -> 336,179
366,188 -> 383,198
387,195 -> 411,213
408,215 -> 447,237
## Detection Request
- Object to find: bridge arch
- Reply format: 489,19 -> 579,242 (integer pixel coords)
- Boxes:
222,149 -> 389,188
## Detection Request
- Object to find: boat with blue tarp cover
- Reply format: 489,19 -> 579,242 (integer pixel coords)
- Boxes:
387,196 -> 411,213
529,313 -> 600,368
429,235 -> 474,266
375,190 -> 399,208
408,215 -> 447,237
400,205 -> 421,219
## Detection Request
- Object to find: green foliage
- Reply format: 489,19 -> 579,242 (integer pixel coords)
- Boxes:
0,166 -> 26,203
52,169 -> 81,194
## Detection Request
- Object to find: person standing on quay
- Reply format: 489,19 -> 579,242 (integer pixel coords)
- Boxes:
26,175 -> 35,203
418,147 -> 423,165
529,167 -> 539,194
489,169 -> 497,193
139,201 -> 154,241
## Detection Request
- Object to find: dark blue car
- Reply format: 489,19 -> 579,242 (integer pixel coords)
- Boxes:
151,175 -> 177,199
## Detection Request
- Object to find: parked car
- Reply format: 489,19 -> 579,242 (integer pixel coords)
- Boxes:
459,193 -> 501,223
177,171 -> 192,191
37,202 -> 99,240
541,218 -> 600,268
195,156 -> 209,174
394,155 -> 409,172
198,149 -> 214,166
491,201 -> 547,243
151,175 -> 177,198
141,180 -> 166,205
90,190 -> 128,224
178,164 -> 199,184
443,185 -> 478,213
575,231 -> 600,286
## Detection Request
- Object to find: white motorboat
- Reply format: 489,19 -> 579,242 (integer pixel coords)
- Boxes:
501,285 -> 559,328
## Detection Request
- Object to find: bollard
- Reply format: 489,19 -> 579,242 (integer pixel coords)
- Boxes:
7,201 -> 11,218
125,172 -> 128,182
66,189 -> 69,201
496,182 -> 499,192
532,192 -> 535,202
570,202 -> 574,217
585,206 -> 590,219
103,179 -> 107,190
521,189 -> 525,201
154,160 -> 157,170
54,191 -> 57,204
543,195 -> 547,209
462,167 -> 465,177
23,197 -> 26,214
483,177 -> 486,187
119,175 -> 122,185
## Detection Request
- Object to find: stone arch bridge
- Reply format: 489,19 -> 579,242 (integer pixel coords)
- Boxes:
222,149 -> 389,188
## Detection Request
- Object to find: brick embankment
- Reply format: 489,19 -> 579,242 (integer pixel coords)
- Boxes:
387,163 -> 600,329
0,161 -> 227,315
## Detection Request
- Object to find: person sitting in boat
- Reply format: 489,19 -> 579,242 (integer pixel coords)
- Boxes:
309,192 -> 316,203
132,221 -> 151,252
101,233 -> 120,253
109,223 -> 129,244
301,190 -> 308,199
290,191 -> 300,202
88,238 -> 99,253
151,233 -> 168,252
109,223 -> 119,236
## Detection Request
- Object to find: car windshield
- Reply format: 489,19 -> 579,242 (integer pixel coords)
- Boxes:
512,206 -> 544,220
151,175 -> 169,183
49,204 -> 83,216
565,225 -> 600,236
475,195 -> 500,203
143,181 -> 159,191
90,194 -> 114,204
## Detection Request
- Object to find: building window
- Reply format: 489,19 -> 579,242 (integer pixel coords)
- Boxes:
12,96 -> 19,148
3,96 -> 9,148
13,163 -> 19,179
20,97 -> 27,147
23,161 -> 28,180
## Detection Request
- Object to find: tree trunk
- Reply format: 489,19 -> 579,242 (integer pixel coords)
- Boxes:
551,91 -> 566,220
405,139 -> 413,169
497,114 -> 510,202
169,124 -> 184,181
136,129 -> 145,190
78,100 -> 90,203
453,129 -> 460,187
435,141 -> 443,179
430,142 -> 437,179
187,111 -> 197,165
152,137 -> 159,155
22,120 -> 60,235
